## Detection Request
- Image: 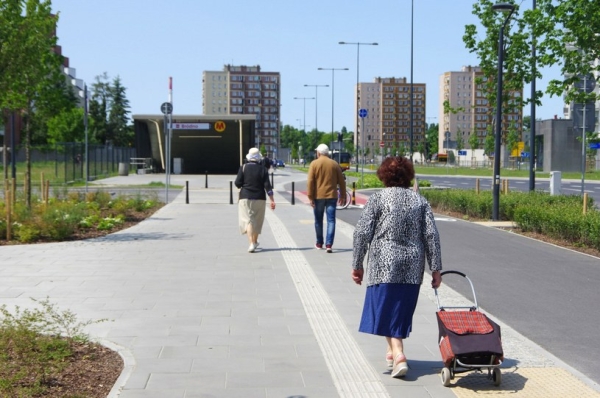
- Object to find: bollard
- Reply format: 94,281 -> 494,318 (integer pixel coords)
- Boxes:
229,181 -> 234,204
205,171 -> 208,188
291,182 -> 295,205
352,182 -> 356,205
270,172 -> 274,189
475,178 -> 480,194
186,181 -> 189,204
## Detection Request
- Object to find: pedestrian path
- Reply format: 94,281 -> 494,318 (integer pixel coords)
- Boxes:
0,172 -> 597,397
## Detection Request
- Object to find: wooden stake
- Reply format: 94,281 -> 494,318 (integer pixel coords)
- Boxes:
583,193 -> 588,215
475,178 -> 480,194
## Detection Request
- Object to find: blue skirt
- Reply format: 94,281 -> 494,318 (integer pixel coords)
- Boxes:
359,283 -> 421,339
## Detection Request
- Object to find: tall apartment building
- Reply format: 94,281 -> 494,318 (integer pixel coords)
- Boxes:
356,77 -> 426,159
202,65 -> 281,158
438,65 -> 523,155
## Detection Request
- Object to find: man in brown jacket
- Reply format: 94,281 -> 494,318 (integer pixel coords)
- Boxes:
307,144 -> 346,253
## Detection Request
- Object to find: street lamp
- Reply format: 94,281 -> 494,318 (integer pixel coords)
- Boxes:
318,67 -> 349,163
409,0 -> 414,161
529,0 -> 536,190
304,84 -> 329,135
492,2 -> 516,221
339,41 -> 378,172
64,67 -> 89,193
294,97 -> 315,134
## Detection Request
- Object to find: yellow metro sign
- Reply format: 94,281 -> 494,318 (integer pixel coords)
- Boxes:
214,121 -> 226,132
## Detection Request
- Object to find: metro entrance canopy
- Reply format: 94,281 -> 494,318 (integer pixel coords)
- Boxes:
132,114 -> 257,174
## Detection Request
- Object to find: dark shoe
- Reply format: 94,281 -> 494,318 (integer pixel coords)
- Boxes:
315,243 -> 323,250
326,245 -> 332,253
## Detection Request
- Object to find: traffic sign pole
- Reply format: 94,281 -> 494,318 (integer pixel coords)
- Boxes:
358,109 -> 368,188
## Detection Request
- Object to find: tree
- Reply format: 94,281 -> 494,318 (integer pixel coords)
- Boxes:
464,0 -> 600,128
46,108 -> 85,145
484,127 -> 495,166
107,76 -> 132,146
455,129 -> 465,166
426,123 -> 439,160
0,0 -> 64,207
89,73 -> 110,144
506,124 -> 520,158
468,131 -> 480,165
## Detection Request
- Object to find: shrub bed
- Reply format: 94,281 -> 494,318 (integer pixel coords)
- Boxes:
420,189 -> 600,252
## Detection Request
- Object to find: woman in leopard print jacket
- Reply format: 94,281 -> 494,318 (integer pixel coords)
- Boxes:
351,156 -> 442,378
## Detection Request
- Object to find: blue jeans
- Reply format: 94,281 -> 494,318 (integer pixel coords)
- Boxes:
313,198 -> 337,246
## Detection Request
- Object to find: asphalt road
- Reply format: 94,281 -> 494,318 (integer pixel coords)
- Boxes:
420,174 -> 600,205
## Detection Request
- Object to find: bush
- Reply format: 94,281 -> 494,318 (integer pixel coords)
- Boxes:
0,298 -> 109,396
0,190 -> 163,244
421,188 -> 600,252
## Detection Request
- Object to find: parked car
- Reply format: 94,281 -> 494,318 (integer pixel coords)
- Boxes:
275,159 -> 285,168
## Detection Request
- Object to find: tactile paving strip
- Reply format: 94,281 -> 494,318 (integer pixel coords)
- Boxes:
451,367 -> 600,397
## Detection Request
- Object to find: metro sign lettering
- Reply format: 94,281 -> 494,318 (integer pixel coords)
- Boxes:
171,123 -> 210,130
214,121 -> 226,132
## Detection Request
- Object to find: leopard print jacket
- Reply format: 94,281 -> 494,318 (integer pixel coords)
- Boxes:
352,187 -> 442,286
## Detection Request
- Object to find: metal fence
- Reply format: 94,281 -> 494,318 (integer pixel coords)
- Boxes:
3,143 -> 136,184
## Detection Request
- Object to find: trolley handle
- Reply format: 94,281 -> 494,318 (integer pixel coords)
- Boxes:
434,270 -> 479,311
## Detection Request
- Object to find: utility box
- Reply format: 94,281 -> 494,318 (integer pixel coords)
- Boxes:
550,171 -> 562,195
173,158 -> 184,175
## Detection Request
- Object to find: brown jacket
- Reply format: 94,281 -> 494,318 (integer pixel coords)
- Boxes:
307,154 -> 346,201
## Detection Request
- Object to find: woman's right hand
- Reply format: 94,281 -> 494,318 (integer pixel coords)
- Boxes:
351,269 -> 364,285
431,271 -> 442,289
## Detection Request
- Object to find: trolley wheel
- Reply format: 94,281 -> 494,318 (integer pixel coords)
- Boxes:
492,367 -> 502,386
441,367 -> 451,387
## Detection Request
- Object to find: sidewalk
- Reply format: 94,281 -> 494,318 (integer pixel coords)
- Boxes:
0,171 -> 598,397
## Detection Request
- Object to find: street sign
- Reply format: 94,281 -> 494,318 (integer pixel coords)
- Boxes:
160,102 -> 173,115
458,150 -> 467,156
358,108 -> 368,118
445,131 -> 451,139
521,151 -> 530,158
379,141 -> 385,148
589,142 -> 600,150
170,123 -> 210,130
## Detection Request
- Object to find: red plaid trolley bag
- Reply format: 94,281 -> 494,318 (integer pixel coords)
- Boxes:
435,271 -> 503,387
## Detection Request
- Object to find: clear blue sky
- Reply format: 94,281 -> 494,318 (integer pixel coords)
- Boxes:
51,0 -> 563,133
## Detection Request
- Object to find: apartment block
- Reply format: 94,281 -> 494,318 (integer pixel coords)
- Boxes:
438,65 -> 523,155
202,65 -> 281,158
356,77 -> 426,159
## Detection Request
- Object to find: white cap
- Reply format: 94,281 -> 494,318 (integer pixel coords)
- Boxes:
315,144 -> 330,155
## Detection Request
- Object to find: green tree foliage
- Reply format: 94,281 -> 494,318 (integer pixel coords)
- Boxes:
484,126 -> 495,158
46,108 -> 85,145
0,0 -> 65,207
506,124 -> 520,155
88,73 -> 133,146
464,0 -> 600,114
426,123 -> 439,159
107,76 -> 132,146
468,131 -> 480,151
89,73 -> 110,145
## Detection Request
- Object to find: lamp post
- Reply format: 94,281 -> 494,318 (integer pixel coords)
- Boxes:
294,97 -> 315,135
492,2 -> 516,221
409,0 -> 414,161
64,67 -> 89,193
304,84 -> 329,136
339,41 -> 378,172
318,67 -> 349,163
529,0 -> 536,190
